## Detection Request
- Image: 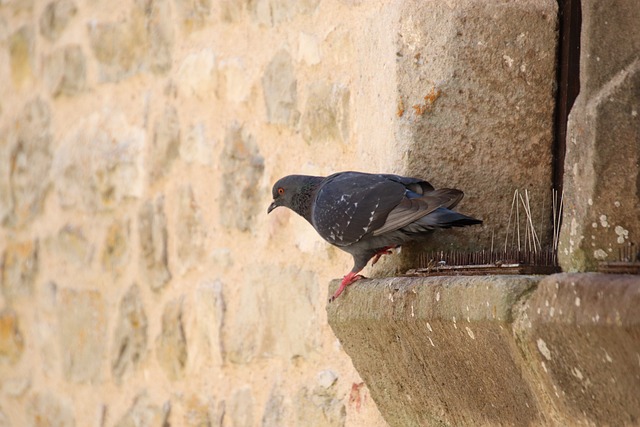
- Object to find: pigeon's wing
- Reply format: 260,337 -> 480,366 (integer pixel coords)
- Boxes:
312,172 -> 406,246
378,174 -> 435,195
372,188 -> 464,236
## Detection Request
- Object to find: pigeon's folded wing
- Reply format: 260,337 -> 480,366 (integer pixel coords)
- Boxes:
312,173 -> 406,246
372,189 -> 464,236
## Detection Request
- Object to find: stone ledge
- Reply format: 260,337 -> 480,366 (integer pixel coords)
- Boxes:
327,273 -> 640,426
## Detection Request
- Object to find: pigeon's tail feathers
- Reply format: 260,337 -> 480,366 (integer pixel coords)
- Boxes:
416,207 -> 483,230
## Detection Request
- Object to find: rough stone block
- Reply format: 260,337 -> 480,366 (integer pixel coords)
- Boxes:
156,297 -> 187,380
176,49 -> 217,100
101,219 -> 131,275
301,81 -> 350,144
0,309 -> 24,364
295,378 -> 345,427
179,123 -> 214,165
2,98 -> 52,227
262,49 -> 298,126
114,393 -> 169,427
261,388 -> 285,427
392,0 -> 558,256
516,273 -> 640,425
138,196 -> 171,291
173,0 -> 211,31
559,0 -> 640,271
26,392 -> 75,427
228,386 -> 254,427
191,281 -> 225,368
88,0 -> 173,82
176,186 -> 205,273
219,122 -> 264,232
1,240 -> 38,302
224,266 -> 319,364
327,276 -> 541,426
39,0 -> 77,41
47,225 -> 93,268
150,105 -> 180,180
52,111 -> 145,211
57,288 -> 107,383
44,44 -> 86,97
112,284 -> 148,382
9,25 -> 35,88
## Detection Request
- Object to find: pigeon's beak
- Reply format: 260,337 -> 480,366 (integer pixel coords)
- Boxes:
267,201 -> 278,214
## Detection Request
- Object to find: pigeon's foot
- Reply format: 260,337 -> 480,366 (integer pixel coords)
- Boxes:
329,272 -> 363,302
371,245 -> 398,266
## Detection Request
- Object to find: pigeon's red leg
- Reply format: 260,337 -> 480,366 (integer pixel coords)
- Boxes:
371,245 -> 397,266
329,271 -> 363,302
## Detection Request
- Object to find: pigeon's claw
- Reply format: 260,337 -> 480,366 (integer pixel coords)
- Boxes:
371,245 -> 397,266
329,272 -> 363,302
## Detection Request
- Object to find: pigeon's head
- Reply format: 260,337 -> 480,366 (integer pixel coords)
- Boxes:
267,174 -> 322,215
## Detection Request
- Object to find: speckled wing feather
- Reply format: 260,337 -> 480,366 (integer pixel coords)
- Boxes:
311,172 -> 406,246
372,188 -> 464,236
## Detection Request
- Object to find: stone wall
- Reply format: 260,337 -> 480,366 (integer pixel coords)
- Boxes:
0,0 -> 400,425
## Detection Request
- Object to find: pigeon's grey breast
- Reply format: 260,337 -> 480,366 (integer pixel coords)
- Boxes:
311,172 -> 406,247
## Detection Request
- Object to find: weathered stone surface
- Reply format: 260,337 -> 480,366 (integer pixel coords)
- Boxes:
3,98 -> 52,227
176,186 -> 205,273
191,281 -> 225,368
150,106 -> 180,180
220,0 -> 246,22
225,266 -> 318,364
44,44 -> 86,97
176,49 -> 217,100
138,196 -> 171,291
101,219 -> 131,275
0,309 -> 24,364
114,393 -> 169,427
88,0 -> 173,81
218,58 -> 252,103
39,0 -> 77,41
391,0 -> 558,257
26,392 -> 75,427
228,386 -> 254,427
298,32 -> 321,65
2,376 -> 30,397
516,273 -> 640,425
295,379 -> 345,427
179,123 -> 213,165
112,284 -> 148,382
47,225 -> 93,268
1,240 -> 38,302
52,111 -> 144,211
57,288 -> 107,383
559,1 -> 640,271
261,388 -> 285,427
328,276 -> 542,426
301,81 -> 350,144
250,0 -> 319,26
143,0 -> 174,74
9,25 -> 35,88
183,395 -> 224,427
219,123 -> 264,232
0,407 -> 8,427
262,50 -> 298,125
156,297 -> 187,380
174,0 -> 211,30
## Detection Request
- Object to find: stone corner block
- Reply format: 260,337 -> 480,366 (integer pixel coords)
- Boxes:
327,275 -> 541,427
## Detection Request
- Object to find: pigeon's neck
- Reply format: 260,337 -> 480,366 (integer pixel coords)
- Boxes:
290,176 -> 324,223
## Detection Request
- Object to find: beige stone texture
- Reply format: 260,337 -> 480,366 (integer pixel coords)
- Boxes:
328,273 -> 640,426
0,1 -> 390,421
0,0 -> 567,425
559,0 -> 640,271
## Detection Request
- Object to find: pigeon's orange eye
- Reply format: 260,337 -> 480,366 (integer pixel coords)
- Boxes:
277,187 -> 285,195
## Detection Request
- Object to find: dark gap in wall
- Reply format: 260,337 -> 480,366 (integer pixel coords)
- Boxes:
554,0 -> 582,194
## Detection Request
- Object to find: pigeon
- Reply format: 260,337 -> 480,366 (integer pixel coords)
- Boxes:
267,171 -> 482,301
